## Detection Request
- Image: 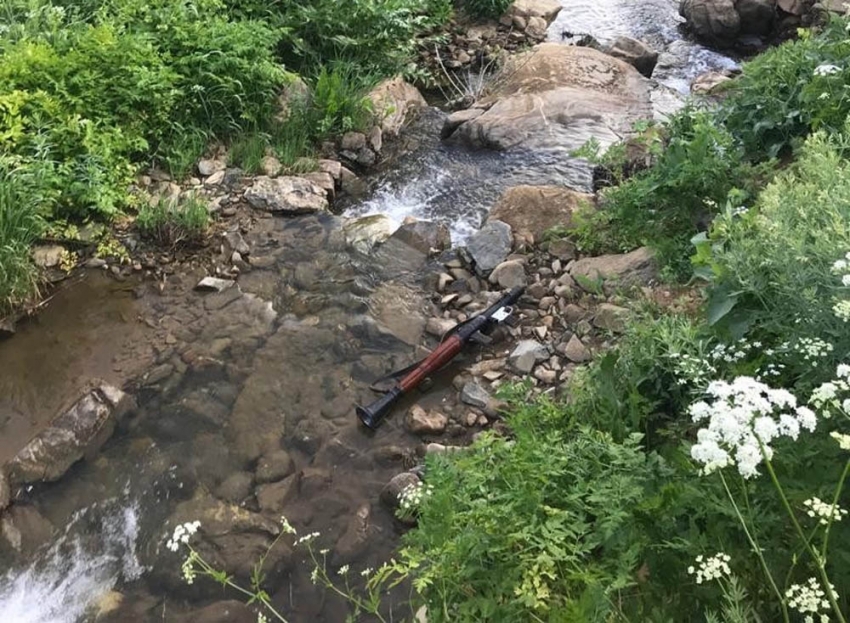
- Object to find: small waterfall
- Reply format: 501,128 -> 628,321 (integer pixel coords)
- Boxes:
0,502 -> 144,623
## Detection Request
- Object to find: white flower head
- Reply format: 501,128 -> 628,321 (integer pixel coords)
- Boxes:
830,431 -> 850,450
688,552 -> 731,584
786,577 -> 838,619
814,64 -> 841,76
166,521 -> 202,552
804,497 -> 848,525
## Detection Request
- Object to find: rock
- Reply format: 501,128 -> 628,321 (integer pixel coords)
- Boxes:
489,186 -> 592,240
562,334 -> 592,363
1,505 -> 54,555
256,475 -> 298,513
333,504 -> 371,566
508,0 -> 562,21
6,385 -> 130,487
195,277 -> 236,293
341,132 -> 367,151
380,472 -> 421,509
604,37 -> 659,78
299,467 -> 331,497
679,0 -> 741,43
441,108 -> 485,140
406,405 -> 448,435
223,231 -> 250,257
569,247 -> 656,290
204,170 -> 226,186
548,238 -> 577,261
302,171 -> 335,196
368,77 -> 428,136
466,220 -> 513,275
255,450 -> 295,484
460,382 -> 492,410
244,176 -> 328,214
691,70 -> 734,94
292,419 -> 328,455
489,260 -> 527,289
593,303 -> 629,332
525,15 -> 549,39
509,340 -> 550,373
390,220 -> 452,255
175,601 -> 255,623
198,159 -> 225,177
445,44 -> 652,152
426,317 -> 458,337
318,159 -> 343,180
0,469 -> 9,510
215,472 -> 254,504
534,368 -> 557,383
737,0 -> 776,35
356,147 -> 377,167
777,0 -> 805,14
344,214 -> 395,254
0,316 -> 15,338
261,156 -> 282,177
32,245 -> 65,269
368,126 -> 383,152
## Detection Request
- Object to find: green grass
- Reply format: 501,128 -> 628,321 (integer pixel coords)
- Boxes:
136,195 -> 209,247
0,168 -> 43,313
229,131 -> 269,175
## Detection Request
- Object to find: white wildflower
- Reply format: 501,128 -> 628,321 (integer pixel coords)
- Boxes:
166,521 -> 201,552
338,564 -> 350,576
310,567 -> 319,585
258,613 -> 269,623
814,64 -> 841,76
834,300 -> 850,322
832,259 -> 848,274
280,516 -> 296,535
803,497 -> 848,525
819,92 -> 830,100
688,552 -> 731,584
295,531 -> 321,546
361,567 -> 374,578
181,551 -> 199,585
398,481 -> 434,514
831,431 -> 850,450
786,577 -> 838,620
689,377 -> 816,478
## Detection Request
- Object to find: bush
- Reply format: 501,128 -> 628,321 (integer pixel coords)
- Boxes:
403,395 -> 658,621
459,0 -> 512,19
136,196 -> 209,246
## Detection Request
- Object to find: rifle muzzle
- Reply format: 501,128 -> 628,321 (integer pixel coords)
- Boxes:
356,386 -> 404,430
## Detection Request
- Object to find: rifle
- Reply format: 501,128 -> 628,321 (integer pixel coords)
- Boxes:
357,286 -> 525,430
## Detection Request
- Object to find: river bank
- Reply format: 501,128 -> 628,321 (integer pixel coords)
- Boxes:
1,1 -> 843,621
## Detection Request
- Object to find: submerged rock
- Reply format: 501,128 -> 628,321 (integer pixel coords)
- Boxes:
0,504 -> 55,556
390,219 -> 452,255
406,405 -> 448,435
343,214 -> 395,254
6,384 -> 134,487
333,503 -> 371,565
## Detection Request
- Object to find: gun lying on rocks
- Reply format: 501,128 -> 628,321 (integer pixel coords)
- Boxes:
357,286 -> 525,430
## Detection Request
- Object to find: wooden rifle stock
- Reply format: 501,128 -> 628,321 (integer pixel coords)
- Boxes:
357,286 -> 524,429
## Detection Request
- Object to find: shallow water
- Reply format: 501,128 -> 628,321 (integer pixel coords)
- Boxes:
0,2 -> 741,620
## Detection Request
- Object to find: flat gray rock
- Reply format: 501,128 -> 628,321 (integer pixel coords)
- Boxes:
466,220 -> 513,275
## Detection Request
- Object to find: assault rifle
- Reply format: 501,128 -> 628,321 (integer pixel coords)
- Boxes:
357,286 -> 525,430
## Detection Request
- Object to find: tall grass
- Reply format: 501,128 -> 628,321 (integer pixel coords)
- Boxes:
0,168 -> 43,312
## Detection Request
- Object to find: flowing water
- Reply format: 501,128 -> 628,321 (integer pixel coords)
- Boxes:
0,3 -> 739,621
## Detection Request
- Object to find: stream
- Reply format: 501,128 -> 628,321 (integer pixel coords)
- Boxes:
0,3 -> 737,622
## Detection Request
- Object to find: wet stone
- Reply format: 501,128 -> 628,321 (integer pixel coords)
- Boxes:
466,220 -> 513,275
255,449 -> 295,484
426,317 -> 457,337
460,381 -> 492,410
195,277 -> 235,293
489,260 -> 527,289
257,475 -> 298,513
406,405 -> 448,435
299,467 -> 332,497
333,503 -> 371,566
0,469 -> 10,510
215,471 -> 254,504
1,505 -> 54,556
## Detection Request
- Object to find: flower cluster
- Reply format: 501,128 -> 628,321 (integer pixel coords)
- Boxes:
831,431 -> 850,450
258,613 -> 268,623
814,63 -> 841,76
689,377 -> 817,478
181,550 -> 199,585
398,481 -> 434,514
295,531 -> 321,546
803,497 -> 848,526
166,521 -> 201,552
709,340 -> 759,365
687,552 -> 731,584
669,351 -> 717,387
832,253 -> 850,321
786,577 -> 838,622
793,337 -> 834,362
810,365 -> 850,419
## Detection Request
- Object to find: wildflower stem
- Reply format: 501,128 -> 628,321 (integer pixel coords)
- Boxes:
821,458 -> 850,563
761,453 -> 847,623
719,472 -> 790,623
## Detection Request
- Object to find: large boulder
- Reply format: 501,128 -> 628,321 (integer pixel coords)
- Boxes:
343,214 -> 395,254
569,247 -> 657,290
390,219 -> 452,255
603,37 -> 659,78
443,44 -> 652,152
737,0 -> 776,34
368,77 -> 427,137
5,384 -> 133,487
487,185 -> 593,240
244,176 -> 329,214
508,0 -> 563,21
679,0 -> 741,43
466,220 -> 513,275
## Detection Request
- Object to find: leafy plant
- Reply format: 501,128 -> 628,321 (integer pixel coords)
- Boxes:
136,195 -> 209,246
0,165 -> 43,312
459,0 -> 512,19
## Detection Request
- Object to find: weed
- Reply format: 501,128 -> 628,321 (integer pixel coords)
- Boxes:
136,195 -> 209,247
229,131 -> 269,175
0,167 -> 43,312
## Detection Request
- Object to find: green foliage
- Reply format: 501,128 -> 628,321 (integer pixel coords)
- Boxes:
572,110 -> 771,280
136,196 -> 209,246
0,165 -> 43,311
459,0 -> 512,19
404,398 -> 657,622
694,125 -> 850,368
276,0 -> 451,75
720,17 -> 850,160
229,131 -> 269,175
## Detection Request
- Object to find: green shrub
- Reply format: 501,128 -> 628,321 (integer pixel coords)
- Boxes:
459,0 -> 512,19
572,110 -> 771,280
229,131 -> 269,175
721,17 -> 850,160
136,196 -> 209,246
403,396 -> 658,622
